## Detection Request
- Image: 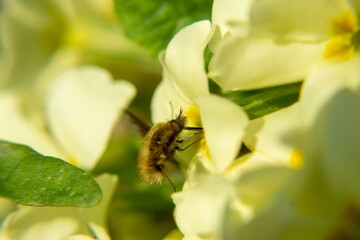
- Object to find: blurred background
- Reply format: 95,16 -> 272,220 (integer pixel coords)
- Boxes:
0,0 -> 213,239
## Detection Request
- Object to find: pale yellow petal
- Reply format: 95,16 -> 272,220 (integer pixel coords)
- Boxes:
163,21 -> 211,100
152,21 -> 212,123
195,94 -> 248,172
250,0 -> 351,41
46,66 -> 136,170
212,0 -> 255,36
314,90 -> 360,199
0,91 -> 64,158
300,56 -> 360,126
243,103 -> 302,163
151,56 -> 193,123
173,175 -> 236,237
209,37 -> 324,90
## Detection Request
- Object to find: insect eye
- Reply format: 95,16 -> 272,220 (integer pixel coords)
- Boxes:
170,120 -> 182,131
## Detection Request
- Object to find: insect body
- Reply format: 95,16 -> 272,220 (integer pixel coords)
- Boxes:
126,109 -> 202,191
138,112 -> 186,187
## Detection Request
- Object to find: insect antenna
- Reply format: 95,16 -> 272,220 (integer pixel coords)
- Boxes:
169,102 -> 175,119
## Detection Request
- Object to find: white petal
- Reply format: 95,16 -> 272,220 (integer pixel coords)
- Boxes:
212,0 -> 255,36
209,37 -> 324,90
173,175 -> 236,237
314,90 -> 360,198
226,153 -> 292,206
195,94 -> 248,172
151,21 -> 212,123
0,91 -> 64,158
225,152 -> 288,180
243,103 -> 301,163
46,66 -> 136,170
163,20 -> 212,100
184,154 -> 212,190
250,0 -> 351,41
27,48 -> 80,126
232,193 -> 321,239
0,207 -> 80,240
80,174 -> 118,231
79,174 -> 117,240
151,56 -> 193,123
300,56 -> 360,126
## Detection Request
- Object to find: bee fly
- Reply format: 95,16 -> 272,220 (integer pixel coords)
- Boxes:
126,109 -> 203,191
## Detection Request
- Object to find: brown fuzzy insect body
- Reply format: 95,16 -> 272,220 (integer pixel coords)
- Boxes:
126,109 -> 202,191
138,112 -> 186,186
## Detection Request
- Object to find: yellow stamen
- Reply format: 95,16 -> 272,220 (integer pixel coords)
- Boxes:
323,37 -> 354,60
324,11 -> 359,60
185,105 -> 211,159
330,11 -> 358,37
185,105 -> 202,127
289,149 -> 304,169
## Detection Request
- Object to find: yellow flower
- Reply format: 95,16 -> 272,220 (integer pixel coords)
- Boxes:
227,89 -> 360,239
209,0 -> 360,127
151,21 -> 248,174
0,66 -> 136,170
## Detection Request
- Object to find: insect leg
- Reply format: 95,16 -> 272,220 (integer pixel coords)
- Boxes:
177,131 -> 203,144
159,165 -> 177,192
183,126 -> 203,131
176,136 -> 204,151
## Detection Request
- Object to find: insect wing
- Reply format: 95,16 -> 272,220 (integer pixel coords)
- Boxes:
125,110 -> 151,136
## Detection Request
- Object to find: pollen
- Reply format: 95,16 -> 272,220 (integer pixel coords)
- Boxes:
324,11 -> 359,60
185,105 -> 202,127
289,149 -> 304,169
185,105 -> 210,159
330,11 -> 358,37
323,37 -> 354,60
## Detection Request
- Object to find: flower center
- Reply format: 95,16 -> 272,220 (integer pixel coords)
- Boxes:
289,149 -> 304,169
323,11 -> 359,60
185,105 -> 202,127
185,105 -> 211,159
64,23 -> 91,49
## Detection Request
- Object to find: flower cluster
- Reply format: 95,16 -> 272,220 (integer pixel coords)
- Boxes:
0,0 -> 141,238
1,0 -> 360,239
153,0 -> 360,239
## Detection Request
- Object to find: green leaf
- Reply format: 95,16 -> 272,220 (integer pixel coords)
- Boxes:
114,0 -> 213,56
0,140 -> 102,207
224,82 -> 302,120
